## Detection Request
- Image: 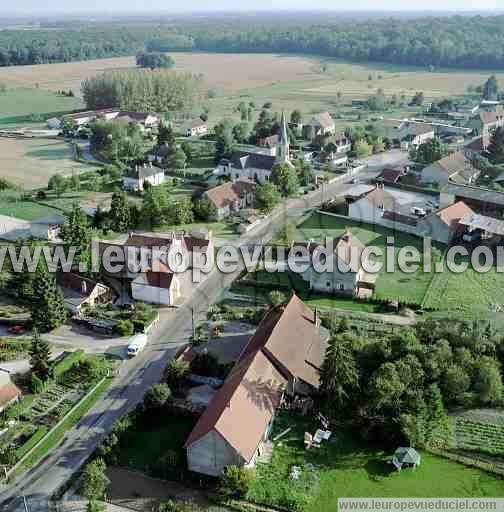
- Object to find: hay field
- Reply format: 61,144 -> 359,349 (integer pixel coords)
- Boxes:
0,138 -> 99,188
0,52 -> 324,93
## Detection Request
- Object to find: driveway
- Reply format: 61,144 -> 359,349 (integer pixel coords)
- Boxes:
360,149 -> 412,171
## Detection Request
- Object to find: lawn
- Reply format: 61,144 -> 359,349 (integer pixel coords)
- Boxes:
276,211 -> 443,306
0,189 -> 61,220
0,88 -> 83,127
248,413 -> 504,511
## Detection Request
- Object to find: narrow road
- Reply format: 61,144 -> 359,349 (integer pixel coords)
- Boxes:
0,154 -> 402,511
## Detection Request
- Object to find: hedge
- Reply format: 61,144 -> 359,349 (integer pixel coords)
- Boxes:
53,350 -> 85,382
14,426 -> 48,460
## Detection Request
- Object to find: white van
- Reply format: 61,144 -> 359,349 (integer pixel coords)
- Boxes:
127,333 -> 148,358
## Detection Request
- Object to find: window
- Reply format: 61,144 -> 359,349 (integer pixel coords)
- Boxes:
326,281 -> 332,288
339,283 -> 345,291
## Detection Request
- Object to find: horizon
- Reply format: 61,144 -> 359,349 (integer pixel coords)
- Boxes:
2,5 -> 504,17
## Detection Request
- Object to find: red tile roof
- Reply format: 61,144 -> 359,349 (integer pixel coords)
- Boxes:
0,383 -> 21,409
205,179 -> 256,210
436,201 -> 474,227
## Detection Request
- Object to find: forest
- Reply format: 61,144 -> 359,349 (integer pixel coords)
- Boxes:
2,15 -> 504,70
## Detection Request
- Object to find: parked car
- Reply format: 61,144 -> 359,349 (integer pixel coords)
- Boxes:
8,325 -> 25,335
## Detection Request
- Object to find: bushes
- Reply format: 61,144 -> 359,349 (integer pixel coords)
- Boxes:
31,372 -> 46,394
80,458 -> 110,500
219,465 -> 255,498
143,383 -> 171,411
164,359 -> 190,394
190,352 -> 220,378
116,319 -> 134,336
52,350 -> 85,382
14,426 -> 48,460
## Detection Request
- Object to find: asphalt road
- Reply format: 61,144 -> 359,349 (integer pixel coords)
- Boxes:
0,154 -> 402,511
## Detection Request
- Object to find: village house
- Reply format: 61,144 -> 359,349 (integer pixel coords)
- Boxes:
464,136 -> 490,158
185,295 -> 323,476
458,211 -> 504,245
258,134 -> 279,156
293,231 -> 376,297
0,369 -> 21,413
376,167 -> 407,184
99,230 -> 213,304
202,178 -> 256,220
184,119 -> 208,137
402,124 -> 435,149
215,112 -> 292,183
417,201 -> 474,244
382,118 -> 409,142
420,151 -> 481,187
131,261 -> 181,306
469,108 -> 504,138
56,272 -> 112,314
307,112 -> 336,138
439,183 -> 504,218
347,183 -> 437,229
49,109 -> 160,130
122,163 -> 165,192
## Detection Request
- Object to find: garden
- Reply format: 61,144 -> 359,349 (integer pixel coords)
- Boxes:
0,350 -> 115,478
245,412 -> 504,512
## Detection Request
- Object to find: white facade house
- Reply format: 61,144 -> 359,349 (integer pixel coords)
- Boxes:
58,109 -> 160,130
309,112 -> 336,138
122,163 -> 165,192
131,271 -> 181,306
184,119 -> 208,137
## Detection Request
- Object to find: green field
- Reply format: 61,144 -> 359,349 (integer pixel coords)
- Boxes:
0,189 -> 61,220
0,88 -> 83,127
248,413 -> 504,511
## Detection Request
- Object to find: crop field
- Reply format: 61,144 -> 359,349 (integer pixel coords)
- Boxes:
422,256 -> 504,325
0,137 -> 99,188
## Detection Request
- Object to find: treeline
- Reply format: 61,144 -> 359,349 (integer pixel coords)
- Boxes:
81,69 -> 201,111
4,16 -> 504,70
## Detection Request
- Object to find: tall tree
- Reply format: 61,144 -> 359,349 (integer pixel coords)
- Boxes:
214,120 -> 236,163
110,192 -> 132,232
60,203 -> 91,267
320,333 -> 359,411
29,329 -> 52,381
30,265 -> 67,332
271,163 -> 299,197
486,126 -> 504,164
483,75 -> 499,100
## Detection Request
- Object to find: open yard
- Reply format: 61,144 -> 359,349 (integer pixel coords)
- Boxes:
248,412 -> 504,511
0,137 -> 100,189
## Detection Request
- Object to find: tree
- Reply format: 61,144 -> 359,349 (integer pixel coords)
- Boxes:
412,138 -> 447,165
483,75 -> 499,101
474,357 -> 503,404
157,122 -> 176,148
271,163 -> 299,197
48,174 -> 68,198
193,197 -> 217,221
168,196 -> 194,225
367,91 -> 387,111
369,362 -> 405,411
110,191 -> 132,232
410,91 -> 425,106
320,333 -> 359,411
290,109 -> 302,124
164,359 -> 190,394
486,126 -> 504,164
86,501 -> 105,512
30,265 -> 67,332
255,182 -> 281,213
60,203 -> 91,266
143,383 -> 172,410
269,290 -> 286,306
219,465 -> 255,498
190,352 -> 220,378
233,122 -> 251,143
29,329 -> 52,381
353,139 -> 372,158
142,186 -> 170,227
169,148 -> 187,170
136,51 -> 175,69
214,120 -> 235,163
296,160 -> 315,187
441,364 -> 470,404
80,459 -> 110,501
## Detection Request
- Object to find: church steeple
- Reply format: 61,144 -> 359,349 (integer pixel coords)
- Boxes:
276,111 -> 291,165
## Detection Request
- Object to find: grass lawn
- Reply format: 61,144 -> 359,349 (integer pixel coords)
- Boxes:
275,212 -> 443,306
0,88 -> 83,127
155,220 -> 239,239
248,413 -> 504,511
117,415 -> 196,473
0,189 -> 61,220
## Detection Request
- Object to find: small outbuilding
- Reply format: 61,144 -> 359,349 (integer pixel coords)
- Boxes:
392,447 -> 421,470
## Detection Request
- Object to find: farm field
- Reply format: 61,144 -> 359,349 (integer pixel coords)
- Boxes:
0,137 -> 100,188
423,256 -> 504,326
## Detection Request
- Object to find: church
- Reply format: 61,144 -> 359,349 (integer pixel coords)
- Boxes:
214,112 -> 292,184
